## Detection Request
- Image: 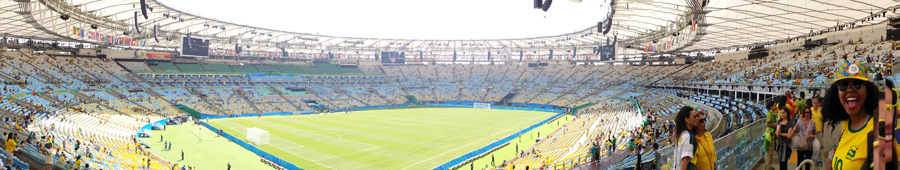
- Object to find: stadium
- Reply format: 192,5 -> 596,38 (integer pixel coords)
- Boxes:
0,0 -> 897,169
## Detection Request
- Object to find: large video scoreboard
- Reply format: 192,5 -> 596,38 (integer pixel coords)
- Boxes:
381,51 -> 405,64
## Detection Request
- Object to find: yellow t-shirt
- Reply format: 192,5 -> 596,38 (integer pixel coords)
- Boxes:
5,139 -> 15,152
691,132 -> 716,170
811,107 -> 823,132
832,117 -> 872,170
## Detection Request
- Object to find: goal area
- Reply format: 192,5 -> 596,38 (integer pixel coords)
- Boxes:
473,103 -> 491,109
247,127 -> 269,145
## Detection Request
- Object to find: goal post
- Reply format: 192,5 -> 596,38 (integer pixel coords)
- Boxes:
246,127 -> 269,145
474,103 -> 491,109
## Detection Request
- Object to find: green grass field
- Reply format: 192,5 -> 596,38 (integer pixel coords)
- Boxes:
202,107 -> 561,170
143,124 -> 274,170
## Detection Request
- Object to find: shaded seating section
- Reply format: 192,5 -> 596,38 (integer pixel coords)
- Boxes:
274,65 -> 305,74
175,64 -> 205,72
119,62 -> 153,71
201,64 -> 234,73
341,87 -> 390,106
155,89 -> 220,114
152,62 -> 180,72
201,88 -> 257,114
256,65 -> 280,73
231,65 -> 259,73
120,90 -> 182,116
300,66 -> 325,74
241,87 -> 295,113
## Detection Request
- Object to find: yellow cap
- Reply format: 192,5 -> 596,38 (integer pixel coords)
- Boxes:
833,62 -> 869,82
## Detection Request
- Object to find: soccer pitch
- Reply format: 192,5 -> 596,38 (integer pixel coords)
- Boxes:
207,107 -> 561,170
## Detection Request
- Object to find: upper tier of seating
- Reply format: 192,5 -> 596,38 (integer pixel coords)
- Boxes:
143,62 -> 366,75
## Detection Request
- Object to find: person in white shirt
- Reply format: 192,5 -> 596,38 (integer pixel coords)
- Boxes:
42,145 -> 55,170
672,106 -> 700,170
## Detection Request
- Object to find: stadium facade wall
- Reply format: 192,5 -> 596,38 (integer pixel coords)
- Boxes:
823,22 -> 888,44
714,50 -> 750,62
767,21 -> 888,53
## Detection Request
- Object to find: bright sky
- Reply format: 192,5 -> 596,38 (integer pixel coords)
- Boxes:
156,0 -> 609,39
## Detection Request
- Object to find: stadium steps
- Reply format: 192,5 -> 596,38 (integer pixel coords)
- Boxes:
456,86 -> 463,102
71,61 -> 102,80
8,98 -> 38,111
87,58 -> 130,82
567,90 -> 592,106
524,87 -> 550,104
71,91 -> 95,101
430,87 -> 439,102
18,53 -> 53,78
649,63 -> 695,85
477,86 -> 491,101
119,91 -> 164,116
5,54 -> 51,82
188,88 -> 203,96
365,87 -> 393,105
0,74 -> 15,82
113,59 -> 144,80
332,87 -> 345,93
129,72 -> 148,82
497,93 -> 517,105
37,75 -> 55,82
37,94 -> 61,104
545,88 -> 577,106
270,87 -> 303,111
552,69 -> 578,85
104,90 -> 126,99
611,91 -> 629,98
511,67 -> 530,85
634,93 -> 652,99
232,88 -> 262,113
144,89 -> 164,97
347,94 -> 370,106
377,66 -> 388,75
191,88 -> 225,115
36,54 -> 92,83
98,103 -> 127,115
399,87 -> 413,98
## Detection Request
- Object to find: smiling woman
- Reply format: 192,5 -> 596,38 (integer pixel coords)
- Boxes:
154,0 -> 608,39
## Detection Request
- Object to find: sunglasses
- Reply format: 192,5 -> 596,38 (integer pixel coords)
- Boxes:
698,118 -> 707,123
837,80 -> 865,91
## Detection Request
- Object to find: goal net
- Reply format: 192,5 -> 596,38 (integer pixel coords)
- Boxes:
246,127 -> 269,145
474,103 -> 491,109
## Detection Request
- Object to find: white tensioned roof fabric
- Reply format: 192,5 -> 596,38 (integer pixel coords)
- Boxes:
0,0 -> 896,55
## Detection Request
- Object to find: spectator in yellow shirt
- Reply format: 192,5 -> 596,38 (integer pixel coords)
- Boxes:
691,113 -> 716,170
4,133 -> 17,165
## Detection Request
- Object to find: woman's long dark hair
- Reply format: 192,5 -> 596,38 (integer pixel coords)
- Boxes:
821,80 -> 879,131
780,106 -> 792,123
674,106 -> 694,138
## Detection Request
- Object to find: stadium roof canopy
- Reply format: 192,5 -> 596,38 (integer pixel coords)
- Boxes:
0,0 -> 897,56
